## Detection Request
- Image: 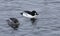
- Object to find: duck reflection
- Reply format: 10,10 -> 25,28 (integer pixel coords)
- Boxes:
30,18 -> 37,25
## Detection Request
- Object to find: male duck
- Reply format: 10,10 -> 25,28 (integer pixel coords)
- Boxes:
20,10 -> 39,19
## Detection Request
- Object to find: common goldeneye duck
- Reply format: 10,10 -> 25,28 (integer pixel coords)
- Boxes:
6,18 -> 20,30
20,10 -> 39,18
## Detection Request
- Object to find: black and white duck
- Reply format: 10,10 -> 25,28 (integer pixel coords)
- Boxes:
20,10 -> 39,19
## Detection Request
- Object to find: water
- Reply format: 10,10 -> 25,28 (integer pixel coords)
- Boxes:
0,0 -> 60,36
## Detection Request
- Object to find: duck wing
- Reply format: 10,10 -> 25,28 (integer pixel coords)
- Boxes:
10,18 -> 18,23
24,11 -> 32,15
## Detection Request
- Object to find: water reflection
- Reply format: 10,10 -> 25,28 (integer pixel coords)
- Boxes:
30,18 -> 37,24
30,18 -> 38,29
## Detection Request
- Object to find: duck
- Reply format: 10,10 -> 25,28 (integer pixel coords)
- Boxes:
6,18 -> 20,30
20,10 -> 39,19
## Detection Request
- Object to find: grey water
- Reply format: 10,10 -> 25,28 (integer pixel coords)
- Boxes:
0,0 -> 60,36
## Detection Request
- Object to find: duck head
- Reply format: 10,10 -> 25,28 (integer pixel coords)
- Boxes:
32,10 -> 39,15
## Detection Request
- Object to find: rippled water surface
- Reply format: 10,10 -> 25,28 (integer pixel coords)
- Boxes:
0,0 -> 60,36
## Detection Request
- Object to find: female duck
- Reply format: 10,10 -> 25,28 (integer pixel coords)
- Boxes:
6,18 -> 20,30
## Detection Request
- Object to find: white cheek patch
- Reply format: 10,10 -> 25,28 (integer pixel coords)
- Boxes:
35,13 -> 36,15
